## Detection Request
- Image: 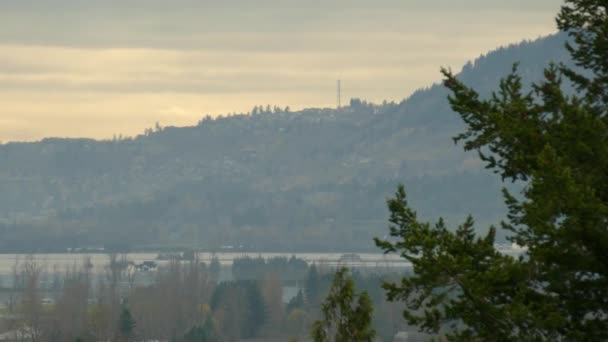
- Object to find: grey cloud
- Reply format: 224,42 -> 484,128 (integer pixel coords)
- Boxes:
0,66 -> 422,95
0,0 -> 562,12
0,58 -> 65,74
0,1 -> 561,49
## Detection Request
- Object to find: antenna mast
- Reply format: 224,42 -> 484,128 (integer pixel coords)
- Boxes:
337,79 -> 341,109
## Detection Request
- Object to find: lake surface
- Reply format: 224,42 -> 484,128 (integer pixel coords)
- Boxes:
0,247 -> 524,276
0,252 -> 409,275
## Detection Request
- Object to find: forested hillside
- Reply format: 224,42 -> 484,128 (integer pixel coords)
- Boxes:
0,33 -> 570,252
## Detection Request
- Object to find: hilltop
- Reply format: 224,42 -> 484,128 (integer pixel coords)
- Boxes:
0,33 -> 571,252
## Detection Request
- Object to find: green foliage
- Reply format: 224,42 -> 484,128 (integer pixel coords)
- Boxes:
232,256 -> 308,281
209,256 -> 221,282
311,268 -> 376,342
243,281 -> 266,337
180,318 -> 219,342
305,263 -> 320,305
231,256 -> 265,280
287,289 -> 305,313
558,0 -> 608,108
118,307 -> 136,341
376,0 -> 608,340
376,188 -> 533,340
210,280 -> 266,339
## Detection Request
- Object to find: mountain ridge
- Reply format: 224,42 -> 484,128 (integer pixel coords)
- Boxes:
0,33 -> 571,252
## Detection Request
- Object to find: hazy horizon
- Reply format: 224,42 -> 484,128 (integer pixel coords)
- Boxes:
1,0 -> 561,142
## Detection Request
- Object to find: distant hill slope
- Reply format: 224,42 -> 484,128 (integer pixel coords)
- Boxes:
0,33 -> 571,252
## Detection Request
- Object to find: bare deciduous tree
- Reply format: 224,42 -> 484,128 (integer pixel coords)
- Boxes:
19,256 -> 44,342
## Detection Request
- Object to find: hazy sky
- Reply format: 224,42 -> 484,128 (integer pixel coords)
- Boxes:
1,0 -> 562,141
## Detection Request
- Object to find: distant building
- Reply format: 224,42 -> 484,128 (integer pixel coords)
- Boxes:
134,260 -> 158,271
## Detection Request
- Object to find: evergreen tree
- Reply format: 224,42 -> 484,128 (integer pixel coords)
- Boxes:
209,256 -> 221,282
118,306 -> 136,341
376,0 -> 608,340
287,289 -> 305,313
210,280 -> 266,339
243,280 -> 266,338
180,318 -> 219,342
305,264 -> 319,305
311,268 -> 375,342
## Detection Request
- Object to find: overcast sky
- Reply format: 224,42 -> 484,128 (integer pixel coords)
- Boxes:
0,0 -> 562,141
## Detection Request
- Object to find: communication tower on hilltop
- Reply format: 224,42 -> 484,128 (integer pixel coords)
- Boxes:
337,79 -> 341,109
